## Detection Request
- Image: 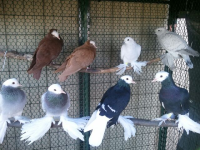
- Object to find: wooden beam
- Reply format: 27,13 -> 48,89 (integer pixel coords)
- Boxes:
0,51 -> 161,74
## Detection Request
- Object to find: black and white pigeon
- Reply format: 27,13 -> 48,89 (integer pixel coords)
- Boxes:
0,78 -> 29,144
21,84 -> 88,144
84,75 -> 136,147
152,71 -> 200,134
155,28 -> 199,70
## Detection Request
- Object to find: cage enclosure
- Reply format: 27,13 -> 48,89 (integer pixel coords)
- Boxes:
0,0 -> 200,150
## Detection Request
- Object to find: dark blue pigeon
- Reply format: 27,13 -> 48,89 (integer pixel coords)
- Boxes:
84,75 -> 136,147
152,71 -> 200,134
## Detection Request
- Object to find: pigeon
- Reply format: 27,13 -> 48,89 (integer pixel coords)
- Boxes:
155,27 -> 199,70
84,75 -> 136,147
116,37 -> 147,75
27,29 -> 64,80
152,71 -> 200,134
55,40 -> 96,82
0,78 -> 29,144
21,84 -> 89,144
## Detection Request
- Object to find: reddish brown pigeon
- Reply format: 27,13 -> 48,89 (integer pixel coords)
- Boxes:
55,40 -> 96,82
27,29 -> 63,80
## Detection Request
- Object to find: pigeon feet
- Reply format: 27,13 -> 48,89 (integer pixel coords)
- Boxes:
14,116 -> 31,124
116,64 -> 128,75
152,113 -> 173,126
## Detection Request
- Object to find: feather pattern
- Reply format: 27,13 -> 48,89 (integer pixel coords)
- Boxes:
85,76 -> 134,147
28,29 -> 63,80
155,28 -> 199,69
55,40 -> 96,82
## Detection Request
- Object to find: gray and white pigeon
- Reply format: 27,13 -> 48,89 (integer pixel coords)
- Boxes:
155,27 -> 199,70
116,37 -> 147,75
0,78 -> 29,144
21,84 -> 88,144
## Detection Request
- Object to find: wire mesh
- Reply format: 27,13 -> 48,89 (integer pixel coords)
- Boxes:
89,1 -> 168,150
0,0 -> 80,149
0,0 -> 200,150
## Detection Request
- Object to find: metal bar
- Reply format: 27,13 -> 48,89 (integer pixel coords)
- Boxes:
78,0 -> 90,150
8,118 -> 178,128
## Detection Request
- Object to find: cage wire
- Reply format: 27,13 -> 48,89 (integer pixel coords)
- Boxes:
0,0 -> 200,150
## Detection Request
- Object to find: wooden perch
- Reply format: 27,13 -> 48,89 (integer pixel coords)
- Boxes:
0,51 -> 161,73
8,118 -> 177,128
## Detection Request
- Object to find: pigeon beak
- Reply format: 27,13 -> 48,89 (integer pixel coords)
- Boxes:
18,84 -> 22,87
152,78 -> 157,82
57,36 -> 60,40
131,80 -> 136,84
122,41 -> 125,45
61,90 -> 66,94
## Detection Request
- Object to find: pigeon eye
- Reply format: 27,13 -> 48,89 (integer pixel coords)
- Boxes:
54,89 -> 56,91
160,75 -> 163,78
126,78 -> 129,80
12,82 -> 15,84
158,30 -> 160,32
127,39 -> 129,41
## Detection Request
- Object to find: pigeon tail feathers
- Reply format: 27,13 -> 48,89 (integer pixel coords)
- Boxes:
118,116 -> 136,141
0,119 -> 9,144
131,61 -> 147,74
177,114 -> 200,135
88,115 -> 109,147
160,53 -> 176,70
59,116 -> 85,141
180,54 -> 193,68
21,116 -> 54,144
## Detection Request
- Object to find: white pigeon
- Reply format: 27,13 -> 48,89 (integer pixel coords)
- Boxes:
155,27 -> 199,70
21,84 -> 89,144
0,78 -> 30,144
116,37 -> 147,75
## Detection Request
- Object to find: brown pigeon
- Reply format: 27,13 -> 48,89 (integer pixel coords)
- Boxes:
55,40 -> 96,82
27,29 -> 63,80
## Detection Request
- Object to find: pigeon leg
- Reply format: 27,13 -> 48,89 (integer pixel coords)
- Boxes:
14,116 -> 31,124
152,113 -> 173,126
116,63 -> 128,75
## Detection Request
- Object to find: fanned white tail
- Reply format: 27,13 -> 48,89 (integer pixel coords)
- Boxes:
177,114 -> 200,135
84,111 -> 110,147
21,116 -> 54,145
0,119 -> 10,144
59,116 -> 87,141
116,64 -> 127,75
131,61 -> 147,74
118,116 -> 136,141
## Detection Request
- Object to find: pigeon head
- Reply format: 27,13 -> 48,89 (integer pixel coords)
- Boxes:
90,41 -> 97,48
3,78 -> 22,88
50,29 -> 60,40
155,28 -> 167,36
152,71 -> 169,82
123,37 -> 134,45
48,84 -> 66,94
120,75 -> 136,84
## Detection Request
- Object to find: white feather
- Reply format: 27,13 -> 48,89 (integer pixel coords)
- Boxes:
59,116 -> 86,141
116,64 -> 127,75
85,110 -> 110,147
0,119 -> 9,144
131,61 -> 147,74
21,116 -> 54,145
118,116 -> 136,141
84,111 -> 97,132
177,114 -> 200,135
